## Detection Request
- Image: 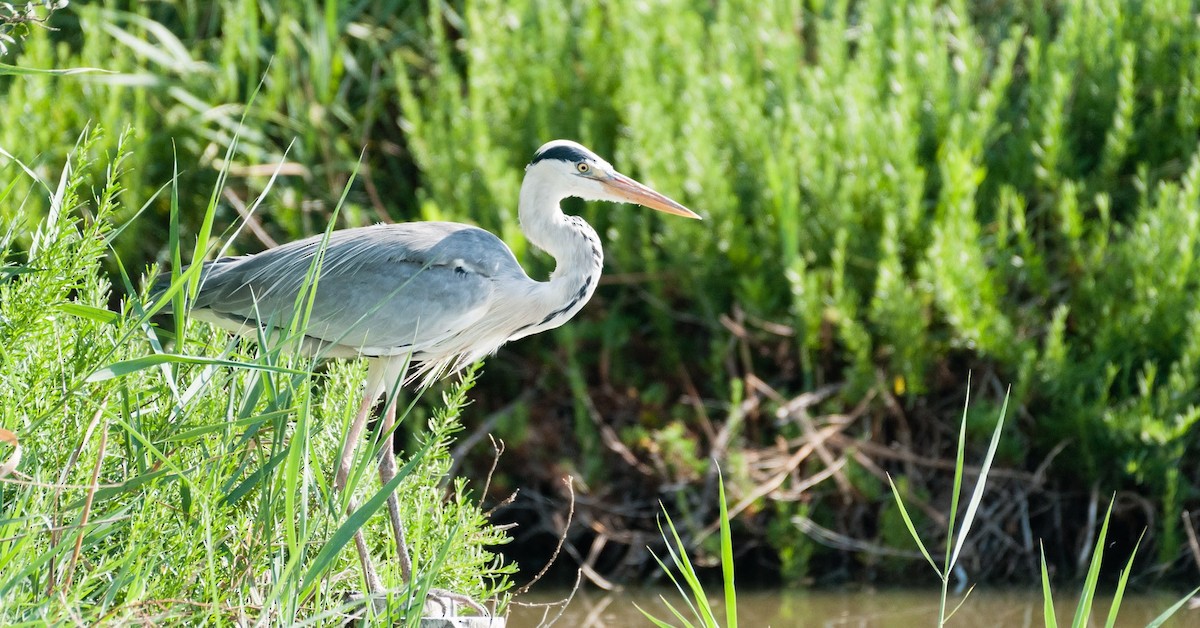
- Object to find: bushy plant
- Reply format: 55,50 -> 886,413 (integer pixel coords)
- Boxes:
0,131 -> 512,623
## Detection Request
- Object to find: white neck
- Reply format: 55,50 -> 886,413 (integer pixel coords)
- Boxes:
510,170 -> 604,340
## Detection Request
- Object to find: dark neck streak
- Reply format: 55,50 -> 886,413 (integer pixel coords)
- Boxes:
511,178 -> 604,338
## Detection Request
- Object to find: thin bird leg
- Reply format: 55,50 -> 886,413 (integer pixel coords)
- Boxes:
335,363 -> 386,594
350,508 -> 382,594
377,381 -> 489,618
376,392 -> 412,583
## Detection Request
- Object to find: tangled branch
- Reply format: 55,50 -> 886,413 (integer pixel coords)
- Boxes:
1,1 -> 69,55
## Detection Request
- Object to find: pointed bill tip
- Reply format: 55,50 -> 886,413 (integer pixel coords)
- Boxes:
650,201 -> 702,220
604,173 -> 702,220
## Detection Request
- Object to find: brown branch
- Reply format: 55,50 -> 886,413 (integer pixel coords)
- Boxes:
479,435 -> 504,505
509,568 -> 582,628
792,514 -> 924,558
47,398 -> 108,594
1184,510 -> 1200,573
826,432 -> 1037,482
65,415 -> 109,589
1032,440 -> 1070,487
516,476 -> 575,595
758,377 -> 858,496
0,4 -> 62,29
561,539 -> 619,591
579,593 -> 617,628
447,390 -> 531,481
696,420 -> 850,544
222,188 -> 278,249
578,384 -> 655,476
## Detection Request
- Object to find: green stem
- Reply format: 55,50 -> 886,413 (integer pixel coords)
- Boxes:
939,575 -> 949,627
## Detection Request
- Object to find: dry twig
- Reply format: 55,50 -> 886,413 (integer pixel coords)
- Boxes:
65,415 -> 109,589
517,476 -> 576,595
47,398 -> 108,594
1184,510 -> 1200,573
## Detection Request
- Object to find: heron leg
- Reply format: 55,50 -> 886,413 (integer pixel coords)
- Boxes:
349,495 -> 383,593
335,372 -> 385,594
376,395 -> 413,583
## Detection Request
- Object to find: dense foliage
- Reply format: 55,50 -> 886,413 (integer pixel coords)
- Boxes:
3,0 -> 1200,595
0,133 -> 513,622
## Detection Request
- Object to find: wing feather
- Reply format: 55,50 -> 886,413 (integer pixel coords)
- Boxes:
189,222 -> 526,354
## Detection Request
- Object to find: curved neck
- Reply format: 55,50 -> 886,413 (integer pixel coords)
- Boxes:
511,172 -> 604,339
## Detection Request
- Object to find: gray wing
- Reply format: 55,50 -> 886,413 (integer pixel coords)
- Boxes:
190,222 -> 528,355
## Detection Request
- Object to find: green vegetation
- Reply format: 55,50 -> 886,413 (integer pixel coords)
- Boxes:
639,471 -> 737,628
1038,500 -> 1200,628
3,0 -> 1200,591
888,383 -> 1007,626
646,409 -> 1200,626
887,388 -> 1199,627
0,131 -> 512,622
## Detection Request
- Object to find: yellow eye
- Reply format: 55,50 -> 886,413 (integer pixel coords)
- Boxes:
576,162 -> 590,174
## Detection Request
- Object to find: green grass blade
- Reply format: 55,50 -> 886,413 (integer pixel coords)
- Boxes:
0,528 -> 76,597
61,465 -> 179,509
1072,496 -> 1114,628
661,507 -> 718,627
401,521 -> 466,628
662,598 -> 699,628
87,354 -> 309,382
284,157 -> 357,355
1146,585 -> 1200,628
944,584 -> 976,622
169,146 -> 186,350
283,375 -> 312,557
718,471 -> 737,628
635,603 -> 683,628
886,473 -> 942,578
57,303 -> 121,325
650,544 -> 705,627
945,375 -> 971,567
186,70 -> 259,302
1103,530 -> 1143,628
161,410 -> 290,441
949,388 -> 1009,570
220,449 -> 289,507
299,439 -> 431,591
1039,542 -> 1058,628
0,62 -> 110,75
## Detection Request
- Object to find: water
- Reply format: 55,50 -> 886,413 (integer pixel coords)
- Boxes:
507,588 -> 1194,627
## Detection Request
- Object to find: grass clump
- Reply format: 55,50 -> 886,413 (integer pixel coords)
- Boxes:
1039,497 -> 1199,628
639,470 -> 737,628
891,383 -> 1199,626
888,381 -> 1008,626
0,132 -> 513,623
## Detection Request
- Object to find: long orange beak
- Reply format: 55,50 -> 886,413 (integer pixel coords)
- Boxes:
602,172 -> 701,219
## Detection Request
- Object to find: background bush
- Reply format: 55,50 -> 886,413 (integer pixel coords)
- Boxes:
3,0 -> 1200,590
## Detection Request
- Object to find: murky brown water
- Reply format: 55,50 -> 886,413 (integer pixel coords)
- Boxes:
507,588 -> 1194,627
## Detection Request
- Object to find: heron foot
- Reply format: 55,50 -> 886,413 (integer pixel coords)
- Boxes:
422,588 -> 490,618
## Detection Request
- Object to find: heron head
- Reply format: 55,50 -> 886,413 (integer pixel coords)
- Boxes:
526,140 -> 700,219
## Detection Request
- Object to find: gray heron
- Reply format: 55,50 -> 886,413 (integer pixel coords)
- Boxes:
167,139 -> 699,611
